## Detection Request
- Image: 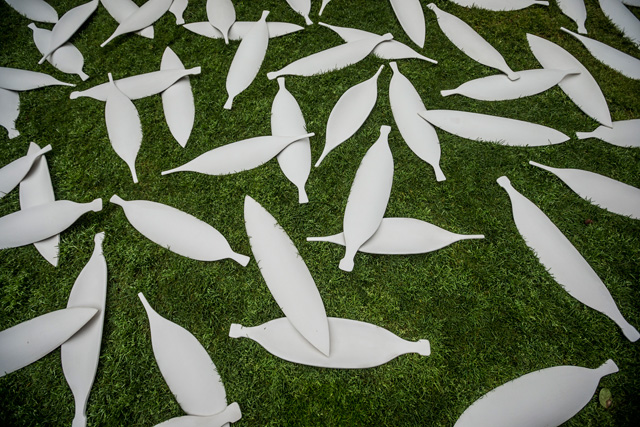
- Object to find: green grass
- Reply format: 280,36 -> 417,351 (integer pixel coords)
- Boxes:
1,0 -> 639,425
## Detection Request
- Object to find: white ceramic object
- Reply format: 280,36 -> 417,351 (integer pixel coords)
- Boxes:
244,196 -> 330,356
267,33 -> 393,80
29,23 -> 89,81
161,133 -> 314,176
623,0 -> 640,6
318,22 -> 437,63
389,62 -> 445,181
183,21 -> 303,40
308,217 -> 484,255
155,404 -> 242,427
448,0 -> 549,10
110,195 -> 249,266
19,142 -> 59,267
497,176 -> 640,341
271,77 -> 311,203
599,0 -> 640,48
340,126 -> 394,272
229,317 -> 430,369
389,0 -> 425,48
557,0 -> 588,33
101,0 -> 173,47
285,0 -> 312,25
317,65 -> 383,167
224,10 -> 270,109
454,360 -> 618,427
418,110 -> 569,146
4,0 -> 58,23
561,27 -> 640,80
0,307 -> 97,377
207,0 -> 236,44
38,0 -> 98,64
0,144 -> 52,199
527,33 -> 612,127
105,73 -> 142,183
427,3 -> 519,80
100,0 -> 154,39
576,119 -> 640,147
530,161 -> 640,219
139,293 -> 240,418
169,0 -> 188,25
70,68 -> 201,101
61,233 -> 107,427
161,47 -> 195,148
319,0 -> 331,15
0,67 -> 74,91
0,199 -> 102,250
0,88 -> 20,139
441,69 -> 578,101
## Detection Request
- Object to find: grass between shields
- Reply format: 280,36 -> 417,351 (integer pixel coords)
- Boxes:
1,0 -> 639,426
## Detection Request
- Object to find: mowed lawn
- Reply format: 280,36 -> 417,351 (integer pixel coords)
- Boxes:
1,0 -> 639,425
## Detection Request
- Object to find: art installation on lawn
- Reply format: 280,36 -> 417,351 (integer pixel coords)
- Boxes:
317,65 -> 384,167
0,0 -> 638,425
139,293 -> 242,425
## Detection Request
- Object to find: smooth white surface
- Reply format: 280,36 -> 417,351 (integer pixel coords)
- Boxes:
100,0 -> 154,38
561,27 -> 640,80
271,77 -> 311,203
454,360 -> 618,427
224,10 -> 270,109
0,144 -> 51,199
530,161 -> 640,219
340,126 -> 394,272
318,22 -> 437,63
317,65 -> 383,167
155,403 -> 242,427
183,21 -> 303,40
207,0 -> 236,44
497,176 -> 639,341
5,0 -> 58,23
105,73 -> 142,183
418,109 -> 569,146
389,62 -> 445,181
0,88 -> 20,138
527,33 -> 612,127
557,0 -> 588,33
229,317 -> 430,369
70,68 -> 201,101
139,293 -> 232,416
319,0 -> 331,15
308,217 -> 484,255
0,307 -> 97,377
101,0 -> 172,47
389,0 -> 425,48
169,0 -> 188,25
19,142 -> 59,267
0,199 -> 102,249
29,23 -> 89,81
448,0 -> 549,10
39,0 -> 98,64
244,196 -> 330,356
623,0 -> 640,6
427,3 -> 519,80
0,67 -> 74,91
111,195 -> 249,265
267,33 -> 393,80
161,133 -> 314,176
599,0 -> 640,48
441,69 -> 578,101
61,233 -> 107,427
161,47 -> 195,148
285,0 -> 312,25
576,119 -> 640,147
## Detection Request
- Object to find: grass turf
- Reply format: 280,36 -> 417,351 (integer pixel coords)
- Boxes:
1,0 -> 639,425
